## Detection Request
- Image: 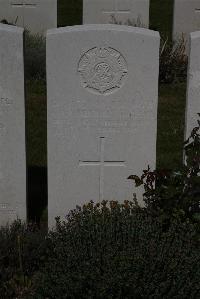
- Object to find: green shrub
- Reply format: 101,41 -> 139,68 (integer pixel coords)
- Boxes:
0,203 -> 199,298
25,202 -> 200,299
24,31 -> 46,82
128,115 -> 200,224
0,220 -> 46,298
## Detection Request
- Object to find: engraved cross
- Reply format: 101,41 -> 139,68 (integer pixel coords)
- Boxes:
79,137 -> 126,201
103,0 -> 130,15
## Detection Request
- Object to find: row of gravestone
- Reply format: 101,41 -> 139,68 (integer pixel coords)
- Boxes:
1,0 -> 200,51
0,22 -> 199,227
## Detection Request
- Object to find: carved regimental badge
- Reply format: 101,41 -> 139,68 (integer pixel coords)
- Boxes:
78,47 -> 128,95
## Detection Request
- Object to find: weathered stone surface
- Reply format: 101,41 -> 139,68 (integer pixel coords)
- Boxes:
47,25 -> 159,227
0,24 -> 26,225
173,0 -> 200,51
185,31 -> 200,142
0,0 -> 57,35
83,0 -> 149,27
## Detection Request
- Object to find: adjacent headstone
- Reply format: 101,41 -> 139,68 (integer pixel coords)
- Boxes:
173,0 -> 200,51
185,31 -> 200,141
0,24 -> 26,225
83,0 -> 149,27
0,0 -> 57,35
47,24 -> 159,227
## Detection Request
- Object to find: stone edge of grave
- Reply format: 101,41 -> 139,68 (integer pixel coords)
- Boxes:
0,23 -> 24,34
190,30 -> 200,39
47,24 -> 160,39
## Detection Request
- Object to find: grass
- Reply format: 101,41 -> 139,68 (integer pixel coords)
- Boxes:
157,83 -> 186,169
26,81 -> 46,167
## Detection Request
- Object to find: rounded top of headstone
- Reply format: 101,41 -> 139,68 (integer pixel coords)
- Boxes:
0,23 -> 24,34
47,24 -> 159,39
190,31 -> 200,39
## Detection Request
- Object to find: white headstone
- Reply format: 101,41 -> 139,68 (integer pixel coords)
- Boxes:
0,24 -> 26,226
173,0 -> 200,51
47,25 -> 159,227
0,0 -> 57,35
185,31 -> 200,141
83,0 -> 149,27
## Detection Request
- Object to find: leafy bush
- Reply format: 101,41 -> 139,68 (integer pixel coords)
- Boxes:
128,115 -> 200,223
0,221 -> 46,298
24,30 -> 46,82
0,204 -> 199,298
25,202 -> 200,298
